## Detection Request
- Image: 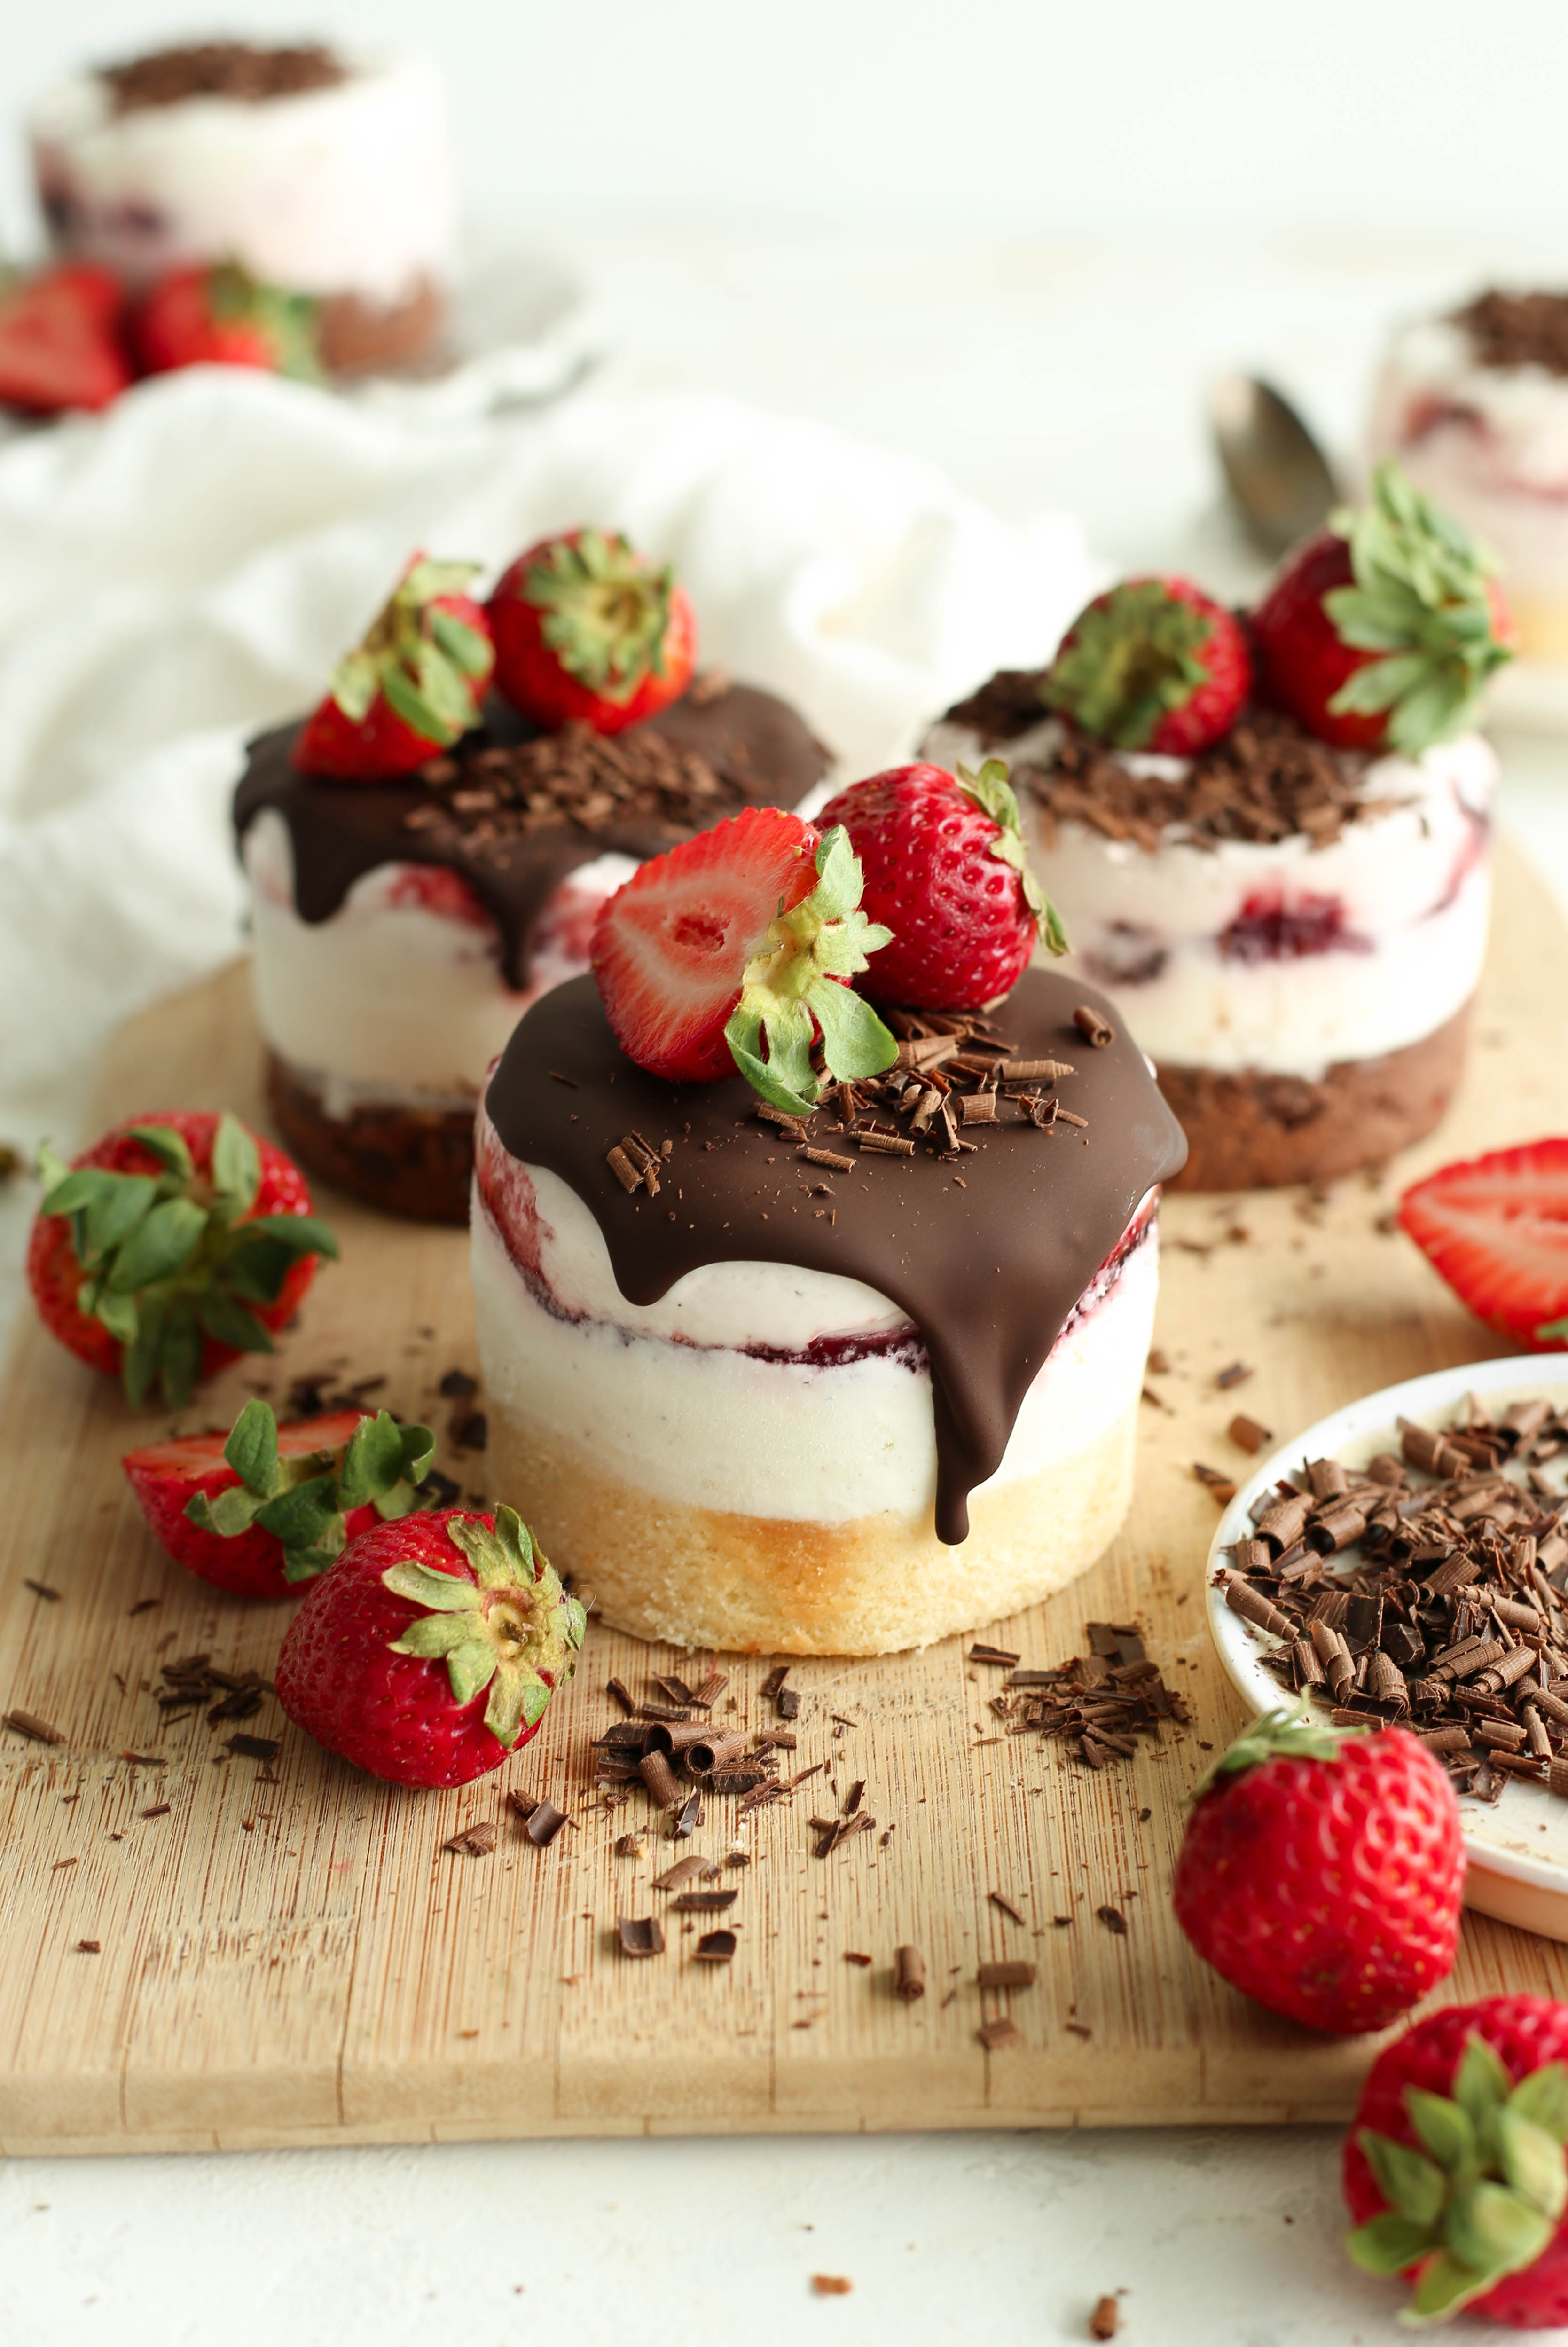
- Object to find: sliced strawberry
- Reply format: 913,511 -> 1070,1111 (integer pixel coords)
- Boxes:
590,806 -> 897,1108
125,1397 -> 435,1600
134,262 -> 322,381
1042,575 -> 1251,755
1398,1138 -> 1568,1349
489,527 -> 698,736
0,263 -> 130,414
292,555 -> 494,782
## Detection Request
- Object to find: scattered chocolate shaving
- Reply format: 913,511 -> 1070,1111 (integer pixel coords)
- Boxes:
1073,1005 -> 1114,1047
22,1581 -> 60,1603
1192,1463 -> 1238,1503
776,1687 -> 802,1723
3,1710 -> 64,1745
672,1790 -> 704,1839
844,1951 -> 873,1966
605,1677 -> 636,1716
638,1750 -> 682,1807
449,1410 -> 487,1451
811,2277 -> 853,2296
225,1733 -> 280,1761
693,1930 -> 737,1963
126,1597 -> 161,1616
617,1916 -> 666,1958
969,1643 -> 1022,1667
977,1961 -> 1038,1988
1097,1905 -> 1128,1935
672,1889 -> 738,1913
989,1891 -> 1027,1926
438,1368 -> 478,1400
444,1822 -> 497,1857
651,1854 -> 708,1891
75,1939 -> 101,1955
613,1833 -> 645,1857
141,1803 -> 172,1821
1216,1361 -> 1252,1390
894,1945 -> 927,2001
518,1798 -> 569,1848
978,2017 -> 1022,2051
1089,2295 -> 1121,2341
1229,1414 -> 1274,1456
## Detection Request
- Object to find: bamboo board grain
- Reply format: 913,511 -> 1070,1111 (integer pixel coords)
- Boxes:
6,841 -> 1568,2156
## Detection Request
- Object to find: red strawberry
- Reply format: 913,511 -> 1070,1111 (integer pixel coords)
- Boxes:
1042,574 -> 1251,754
1399,1140 -> 1568,1351
591,805 -> 897,1111
275,1505 -> 586,1787
28,1110 -> 336,1409
0,263 -> 130,414
489,527 -> 698,735
1251,459 -> 1513,755
133,261 -> 322,381
1172,1708 -> 1464,2035
292,556 -> 494,781
816,760 -> 1066,1011
124,1397 -> 435,1600
1344,1997 -> 1568,2326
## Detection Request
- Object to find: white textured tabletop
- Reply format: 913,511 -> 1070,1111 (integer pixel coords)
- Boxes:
8,220 -> 1568,2347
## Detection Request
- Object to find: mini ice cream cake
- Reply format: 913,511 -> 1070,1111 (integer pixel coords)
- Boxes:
29,39 -> 455,371
1370,290 -> 1568,664
235,537 -> 830,1222
925,465 -> 1511,1191
471,778 -> 1186,1654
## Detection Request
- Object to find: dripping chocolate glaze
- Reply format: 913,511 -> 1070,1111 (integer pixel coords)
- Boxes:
233,680 -> 830,991
482,970 -> 1187,1544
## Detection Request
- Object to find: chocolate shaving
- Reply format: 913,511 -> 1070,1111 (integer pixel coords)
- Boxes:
988,1891 -> 1027,1926
444,1822 -> 497,1857
977,1961 -> 1037,1988
1228,1413 -> 1273,1455
225,1733 -> 280,1760
1089,2296 -> 1121,2341
894,1945 -> 926,2001
1096,1905 -> 1128,1935
978,2017 -> 1021,2051
968,1643 -> 1022,1667
693,1930 -> 737,1962
517,1798 -> 569,1848
653,1855 -> 710,1891
3,1710 -> 65,1745
1073,1005 -> 1114,1047
671,1889 -> 738,1912
617,1916 -> 665,1958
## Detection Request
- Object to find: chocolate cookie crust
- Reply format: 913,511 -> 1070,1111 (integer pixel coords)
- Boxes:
266,1056 -> 473,1225
100,42 -> 346,112
483,968 -> 1187,1543
1159,1005 -> 1471,1192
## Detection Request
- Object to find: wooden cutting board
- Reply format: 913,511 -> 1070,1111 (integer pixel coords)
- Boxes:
6,840 -> 1568,2157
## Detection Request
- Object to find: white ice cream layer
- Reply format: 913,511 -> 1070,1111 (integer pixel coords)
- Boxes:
470,1111 -> 1159,1527
1369,317 -> 1568,604
243,809 -> 636,1114
30,42 -> 455,300
923,719 -> 1495,1081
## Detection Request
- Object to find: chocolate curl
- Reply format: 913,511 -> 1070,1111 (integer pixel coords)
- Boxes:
644,1720 -> 713,1758
1254,1492 -> 1312,1552
638,1750 -> 682,1806
1307,1502 -> 1368,1557
893,1945 -> 926,2002
684,1730 -> 751,1779
1223,1577 -> 1292,1639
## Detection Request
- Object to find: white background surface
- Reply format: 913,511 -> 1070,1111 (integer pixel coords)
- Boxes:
9,8 -> 1568,2344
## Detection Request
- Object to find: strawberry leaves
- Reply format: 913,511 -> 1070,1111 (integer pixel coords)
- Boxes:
384,1506 -> 587,1747
1193,1701 -> 1354,1798
184,1397 -> 436,1583
327,557 -> 493,749
1324,460 -> 1513,757
724,824 -> 898,1115
956,760 -> 1068,956
1041,577 -> 1217,749
1347,2033 -> 1568,2324
520,528 -> 676,700
38,1113 -> 337,1409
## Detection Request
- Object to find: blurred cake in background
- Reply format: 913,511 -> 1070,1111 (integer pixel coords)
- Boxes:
1369,290 -> 1568,664
925,465 -> 1511,1191
28,38 -> 455,371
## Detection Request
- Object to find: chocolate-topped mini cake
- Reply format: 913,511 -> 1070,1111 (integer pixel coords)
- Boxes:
30,39 -> 455,370
925,469 -> 1511,1191
471,783 -> 1184,1655
235,538 -> 830,1222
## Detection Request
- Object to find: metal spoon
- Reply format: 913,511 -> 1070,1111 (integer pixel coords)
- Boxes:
1209,374 -> 1340,557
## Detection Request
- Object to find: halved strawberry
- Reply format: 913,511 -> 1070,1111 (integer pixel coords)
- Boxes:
590,806 -> 897,1110
291,556 -> 494,782
0,263 -> 130,414
1398,1139 -> 1568,1350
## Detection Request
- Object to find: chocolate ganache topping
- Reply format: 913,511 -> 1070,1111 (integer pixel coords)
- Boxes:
481,968 -> 1187,1544
233,678 -> 831,990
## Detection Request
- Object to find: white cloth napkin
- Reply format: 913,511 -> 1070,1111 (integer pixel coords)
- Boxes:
0,365 -> 1091,1101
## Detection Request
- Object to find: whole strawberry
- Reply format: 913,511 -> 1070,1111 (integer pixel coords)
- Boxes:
816,760 -> 1066,1012
134,261 -> 322,381
592,805 -> 897,1112
489,526 -> 697,735
1344,1997 -> 1568,2326
29,1111 -> 336,1408
1173,1707 -> 1464,2034
1400,1139 -> 1568,1352
292,555 -> 494,781
1041,574 -> 1251,755
0,263 -> 130,414
276,1506 -> 586,1787
124,1397 -> 435,1600
1251,460 -> 1514,754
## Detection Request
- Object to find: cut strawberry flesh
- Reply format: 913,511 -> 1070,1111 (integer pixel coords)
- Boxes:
1400,1139 -> 1568,1345
592,808 -> 818,1080
125,1408 -> 369,1483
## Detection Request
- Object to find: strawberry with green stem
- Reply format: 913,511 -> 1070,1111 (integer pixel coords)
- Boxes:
29,1110 -> 336,1409
124,1397 -> 436,1600
591,805 -> 898,1114
276,1505 -> 588,1787
488,526 -> 698,735
134,261 -> 323,382
1251,459 -> 1514,755
292,556 -> 494,781
1345,1998 -> 1568,2326
1041,574 -> 1252,755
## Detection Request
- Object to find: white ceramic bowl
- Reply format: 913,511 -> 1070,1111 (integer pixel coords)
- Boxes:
1205,1354 -> 1568,1943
